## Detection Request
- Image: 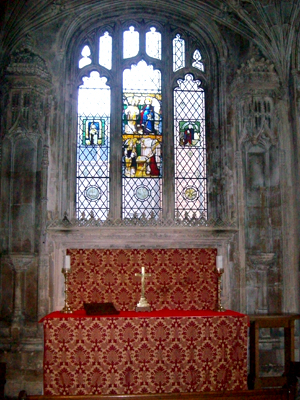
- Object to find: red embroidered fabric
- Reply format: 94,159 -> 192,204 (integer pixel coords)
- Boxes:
42,310 -> 248,395
66,248 -> 218,311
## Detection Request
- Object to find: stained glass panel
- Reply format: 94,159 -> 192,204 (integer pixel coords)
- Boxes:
76,71 -> 110,220
174,74 -> 207,219
122,61 -> 162,219
173,34 -> 185,72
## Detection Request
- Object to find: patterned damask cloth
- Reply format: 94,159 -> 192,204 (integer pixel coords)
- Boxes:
43,312 -> 248,395
67,248 -> 218,311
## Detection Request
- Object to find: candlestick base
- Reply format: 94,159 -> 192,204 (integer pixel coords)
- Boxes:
136,305 -> 151,312
136,296 -> 151,312
215,304 -> 225,312
61,304 -> 73,314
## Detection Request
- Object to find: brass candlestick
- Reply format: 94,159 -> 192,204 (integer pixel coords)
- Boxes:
135,267 -> 151,312
61,268 -> 73,314
215,268 -> 225,312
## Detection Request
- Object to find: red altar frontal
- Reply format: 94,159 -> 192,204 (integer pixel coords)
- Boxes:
40,309 -> 248,396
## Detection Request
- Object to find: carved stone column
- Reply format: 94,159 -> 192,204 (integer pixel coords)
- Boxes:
9,253 -> 34,336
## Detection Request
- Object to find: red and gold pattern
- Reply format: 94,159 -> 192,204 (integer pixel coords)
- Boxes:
66,248 -> 218,311
42,310 -> 248,395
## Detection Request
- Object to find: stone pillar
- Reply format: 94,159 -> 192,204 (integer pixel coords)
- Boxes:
9,253 -> 34,337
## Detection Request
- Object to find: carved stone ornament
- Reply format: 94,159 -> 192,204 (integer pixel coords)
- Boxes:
248,252 -> 276,270
8,253 -> 35,272
46,214 -> 237,230
232,56 -> 279,92
6,48 -> 51,82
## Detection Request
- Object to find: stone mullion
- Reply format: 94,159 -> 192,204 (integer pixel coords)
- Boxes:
109,23 -> 123,220
162,25 -> 175,220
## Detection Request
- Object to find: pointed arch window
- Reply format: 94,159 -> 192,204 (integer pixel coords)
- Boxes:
76,23 -> 207,221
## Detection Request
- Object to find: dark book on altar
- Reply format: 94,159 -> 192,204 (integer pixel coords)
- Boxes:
84,302 -> 120,316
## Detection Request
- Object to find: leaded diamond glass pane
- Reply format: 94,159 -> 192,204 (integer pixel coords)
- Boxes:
99,31 -> 112,70
77,71 -> 110,220
174,74 -> 207,219
173,34 -> 185,72
146,27 -> 161,59
123,26 -> 139,59
122,60 -> 162,219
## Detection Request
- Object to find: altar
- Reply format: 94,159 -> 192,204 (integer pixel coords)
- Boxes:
40,309 -> 248,395
40,248 -> 248,395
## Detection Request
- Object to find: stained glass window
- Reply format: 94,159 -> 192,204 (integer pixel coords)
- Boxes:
122,60 -> 162,219
123,26 -> 139,59
173,34 -> 185,72
146,27 -> 161,60
77,71 -> 110,220
76,22 -> 207,221
99,32 -> 112,70
174,74 -> 207,219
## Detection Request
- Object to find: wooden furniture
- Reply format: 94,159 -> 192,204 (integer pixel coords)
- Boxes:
248,313 -> 300,390
24,388 -> 290,400
286,361 -> 300,399
40,309 -> 248,396
0,363 -> 5,400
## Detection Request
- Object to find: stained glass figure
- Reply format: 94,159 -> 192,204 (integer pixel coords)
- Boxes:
179,121 -> 201,147
123,26 -> 139,59
174,74 -> 207,219
76,71 -> 110,220
79,45 -> 92,69
173,34 -> 185,72
99,31 -> 112,70
146,27 -> 161,59
192,49 -> 204,71
82,118 -> 105,146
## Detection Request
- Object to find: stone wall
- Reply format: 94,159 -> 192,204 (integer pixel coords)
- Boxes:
0,0 -> 299,396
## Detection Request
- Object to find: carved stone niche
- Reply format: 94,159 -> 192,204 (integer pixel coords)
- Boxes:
247,252 -> 276,314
